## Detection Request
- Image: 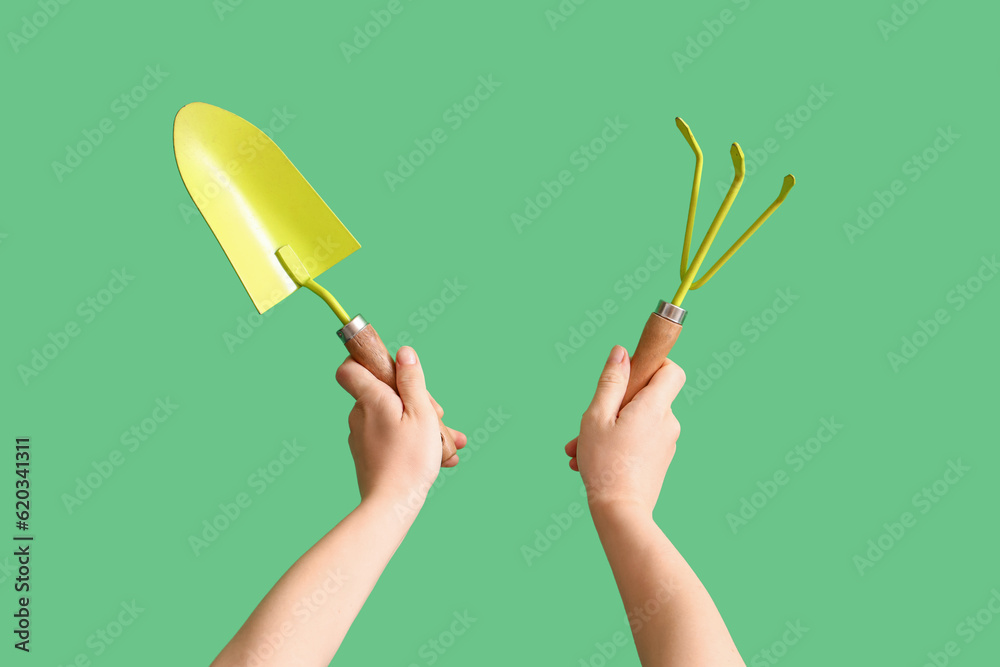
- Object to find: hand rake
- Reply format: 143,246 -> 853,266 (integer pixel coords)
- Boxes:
621,118 -> 796,407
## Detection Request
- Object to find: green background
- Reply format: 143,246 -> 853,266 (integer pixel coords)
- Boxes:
4,0 -> 997,664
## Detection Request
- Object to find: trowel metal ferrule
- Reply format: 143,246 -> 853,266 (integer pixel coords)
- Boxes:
337,315 -> 370,344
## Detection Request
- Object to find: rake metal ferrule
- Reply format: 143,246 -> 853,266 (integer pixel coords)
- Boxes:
670,118 -> 796,308
654,300 -> 687,325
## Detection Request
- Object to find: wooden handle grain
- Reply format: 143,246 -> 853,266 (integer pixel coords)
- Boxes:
621,312 -> 683,408
343,323 -> 458,463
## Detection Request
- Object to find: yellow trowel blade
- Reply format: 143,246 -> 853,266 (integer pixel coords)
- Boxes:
172,102 -> 360,313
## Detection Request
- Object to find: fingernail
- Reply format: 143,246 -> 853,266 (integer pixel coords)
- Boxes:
397,346 -> 417,365
609,345 -> 625,364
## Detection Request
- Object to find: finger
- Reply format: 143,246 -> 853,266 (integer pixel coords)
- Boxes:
565,437 -> 578,458
449,428 -> 468,450
442,454 -> 460,467
428,393 -> 445,419
629,358 -> 686,411
395,347 -> 433,417
585,345 -> 631,423
335,356 -> 393,404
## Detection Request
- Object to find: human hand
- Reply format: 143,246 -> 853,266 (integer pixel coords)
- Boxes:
335,346 -> 466,506
565,345 -> 685,515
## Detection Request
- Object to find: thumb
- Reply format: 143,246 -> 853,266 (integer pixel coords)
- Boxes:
585,345 -> 630,422
395,346 -> 432,417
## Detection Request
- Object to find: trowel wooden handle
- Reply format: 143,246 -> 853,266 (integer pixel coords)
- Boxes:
621,308 -> 684,409
340,317 -> 458,463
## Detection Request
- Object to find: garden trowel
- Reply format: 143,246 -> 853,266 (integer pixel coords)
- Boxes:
173,102 -> 457,462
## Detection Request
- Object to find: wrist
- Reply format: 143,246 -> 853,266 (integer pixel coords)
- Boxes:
587,497 -> 653,529
361,484 -> 428,525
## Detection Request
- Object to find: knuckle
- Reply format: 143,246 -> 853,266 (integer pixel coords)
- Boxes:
580,410 -> 601,431
334,363 -> 352,388
598,369 -> 623,388
667,361 -> 686,385
397,374 -> 423,392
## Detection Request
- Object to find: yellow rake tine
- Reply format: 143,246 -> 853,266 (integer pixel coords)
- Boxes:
690,174 -> 796,290
676,117 -> 703,280
672,143 -> 745,307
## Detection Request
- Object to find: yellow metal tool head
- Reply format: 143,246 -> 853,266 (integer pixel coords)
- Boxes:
671,117 -> 796,307
173,102 -> 360,313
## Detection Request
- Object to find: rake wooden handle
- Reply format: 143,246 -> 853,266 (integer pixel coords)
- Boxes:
342,322 -> 458,463
621,311 -> 684,408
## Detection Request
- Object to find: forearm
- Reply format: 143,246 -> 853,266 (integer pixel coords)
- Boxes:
212,494 -> 419,667
590,502 -> 744,667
